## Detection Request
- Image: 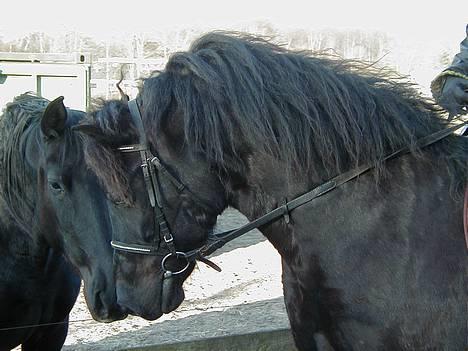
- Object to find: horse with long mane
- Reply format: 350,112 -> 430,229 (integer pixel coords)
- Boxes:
0,94 -> 126,350
78,32 -> 467,350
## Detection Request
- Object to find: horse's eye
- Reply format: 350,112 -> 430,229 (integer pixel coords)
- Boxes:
49,181 -> 65,195
113,200 -> 129,208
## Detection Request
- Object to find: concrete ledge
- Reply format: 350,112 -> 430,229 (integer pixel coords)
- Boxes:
126,328 -> 296,351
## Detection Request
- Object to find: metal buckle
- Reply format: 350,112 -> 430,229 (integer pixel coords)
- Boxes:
161,252 -> 190,276
150,156 -> 161,167
164,233 -> 174,243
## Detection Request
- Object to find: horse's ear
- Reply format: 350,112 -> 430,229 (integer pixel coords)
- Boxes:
41,96 -> 67,138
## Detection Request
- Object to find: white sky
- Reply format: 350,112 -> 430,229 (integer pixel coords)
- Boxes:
1,0 -> 466,91
2,0 -> 466,43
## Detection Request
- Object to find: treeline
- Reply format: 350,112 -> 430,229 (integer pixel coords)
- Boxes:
0,23 -> 392,81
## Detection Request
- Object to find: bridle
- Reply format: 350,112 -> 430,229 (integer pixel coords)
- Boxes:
111,99 -> 221,277
111,98 -> 467,277
111,99 -> 196,277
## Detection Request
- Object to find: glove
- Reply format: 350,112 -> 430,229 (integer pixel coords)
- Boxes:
437,76 -> 468,118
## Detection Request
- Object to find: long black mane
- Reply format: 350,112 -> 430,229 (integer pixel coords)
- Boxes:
0,93 -> 83,232
88,32 -> 467,192
0,94 -> 47,232
143,32 -> 465,180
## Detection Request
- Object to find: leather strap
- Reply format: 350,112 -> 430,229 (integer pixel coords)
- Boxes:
464,184 -> 468,250
128,100 -> 148,145
195,120 -> 468,258
116,98 -> 467,270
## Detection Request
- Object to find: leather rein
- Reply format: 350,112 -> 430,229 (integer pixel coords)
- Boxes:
111,99 -> 467,277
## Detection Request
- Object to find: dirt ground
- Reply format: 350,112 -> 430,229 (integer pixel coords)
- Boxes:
61,208 -> 290,350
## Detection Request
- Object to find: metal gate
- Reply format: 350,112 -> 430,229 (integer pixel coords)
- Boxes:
0,52 -> 91,112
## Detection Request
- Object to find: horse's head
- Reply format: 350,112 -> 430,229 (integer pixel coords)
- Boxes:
3,95 -> 127,322
77,97 -> 227,320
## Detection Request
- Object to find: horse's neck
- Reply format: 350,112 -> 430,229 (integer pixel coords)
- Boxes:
227,154 -> 313,222
0,197 -> 47,261
226,151 -> 460,257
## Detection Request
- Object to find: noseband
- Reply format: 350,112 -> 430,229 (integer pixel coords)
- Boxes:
111,98 -> 467,276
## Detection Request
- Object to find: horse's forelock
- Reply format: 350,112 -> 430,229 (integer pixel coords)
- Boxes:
82,100 -> 136,205
90,99 -> 128,135
82,138 -> 133,206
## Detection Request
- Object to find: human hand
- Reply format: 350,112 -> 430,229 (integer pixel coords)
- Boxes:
437,76 -> 468,119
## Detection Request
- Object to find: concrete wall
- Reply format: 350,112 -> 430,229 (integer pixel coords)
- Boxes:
127,329 -> 296,351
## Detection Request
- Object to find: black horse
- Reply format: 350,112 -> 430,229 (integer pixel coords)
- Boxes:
0,94 -> 126,350
78,32 -> 467,350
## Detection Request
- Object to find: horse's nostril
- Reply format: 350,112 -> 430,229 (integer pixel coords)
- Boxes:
92,290 -> 128,322
93,291 -> 105,315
